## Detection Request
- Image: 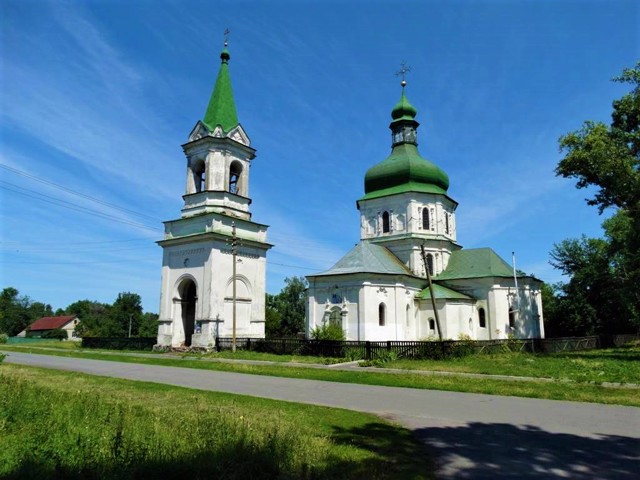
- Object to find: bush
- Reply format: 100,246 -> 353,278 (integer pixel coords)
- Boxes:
452,333 -> 476,358
41,328 -> 68,340
310,322 -> 345,341
0,333 -> 8,344
0,353 -> 5,364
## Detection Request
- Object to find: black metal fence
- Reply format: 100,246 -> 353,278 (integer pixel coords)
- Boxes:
214,334 -> 639,361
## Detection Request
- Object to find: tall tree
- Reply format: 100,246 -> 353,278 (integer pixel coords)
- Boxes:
65,300 -> 112,337
265,277 -> 307,337
552,62 -> 640,333
109,292 -> 144,337
0,287 -> 31,335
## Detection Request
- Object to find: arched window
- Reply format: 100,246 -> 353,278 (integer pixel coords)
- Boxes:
508,305 -> 516,329
426,253 -> 434,276
378,303 -> 386,326
195,162 -> 206,193
428,318 -> 435,331
405,305 -> 410,327
445,213 -> 450,235
329,309 -> 341,327
229,161 -> 242,195
422,208 -> 430,230
382,211 -> 390,233
478,308 -> 486,328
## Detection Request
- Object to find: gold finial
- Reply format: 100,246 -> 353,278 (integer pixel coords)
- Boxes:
395,61 -> 411,87
224,28 -> 230,47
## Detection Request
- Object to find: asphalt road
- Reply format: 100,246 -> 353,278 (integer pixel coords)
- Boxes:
4,351 -> 639,479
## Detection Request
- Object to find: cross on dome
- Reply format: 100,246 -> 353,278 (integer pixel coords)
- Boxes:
395,61 -> 411,88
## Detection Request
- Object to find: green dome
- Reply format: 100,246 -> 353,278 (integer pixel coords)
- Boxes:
362,90 -> 449,200
364,143 -> 450,196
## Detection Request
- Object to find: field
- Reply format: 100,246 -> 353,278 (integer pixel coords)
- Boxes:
0,364 -> 432,480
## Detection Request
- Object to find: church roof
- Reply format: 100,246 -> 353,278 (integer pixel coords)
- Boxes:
361,88 -> 450,201
435,248 -> 517,280
309,241 -> 414,277
203,46 -> 239,133
416,283 -> 474,300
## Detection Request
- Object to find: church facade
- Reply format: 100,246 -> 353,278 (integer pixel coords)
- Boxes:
156,44 -> 271,348
306,83 -> 544,341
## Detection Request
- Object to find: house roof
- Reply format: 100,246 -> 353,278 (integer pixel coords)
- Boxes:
308,241 -> 414,277
435,248 -> 518,280
29,315 -> 77,331
417,283 -> 474,300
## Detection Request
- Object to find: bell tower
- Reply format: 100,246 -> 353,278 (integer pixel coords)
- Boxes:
156,38 -> 272,349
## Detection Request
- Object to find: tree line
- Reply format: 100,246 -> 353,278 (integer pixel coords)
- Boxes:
543,62 -> 640,337
0,287 -> 158,338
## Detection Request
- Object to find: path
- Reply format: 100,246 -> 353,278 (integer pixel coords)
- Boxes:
4,351 -> 639,479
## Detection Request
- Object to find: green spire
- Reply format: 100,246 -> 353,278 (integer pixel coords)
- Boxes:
202,45 -> 239,132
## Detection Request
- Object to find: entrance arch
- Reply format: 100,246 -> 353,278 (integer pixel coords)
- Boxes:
178,279 -> 197,346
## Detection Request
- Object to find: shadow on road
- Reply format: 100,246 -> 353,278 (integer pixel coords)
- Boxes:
415,421 -> 639,479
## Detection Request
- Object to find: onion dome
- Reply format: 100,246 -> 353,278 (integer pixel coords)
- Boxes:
362,86 -> 449,200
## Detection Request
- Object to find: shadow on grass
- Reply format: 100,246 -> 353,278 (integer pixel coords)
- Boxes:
3,423 -> 434,480
415,421 -> 640,479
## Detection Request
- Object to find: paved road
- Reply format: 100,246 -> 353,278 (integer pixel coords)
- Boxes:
4,351 -> 639,479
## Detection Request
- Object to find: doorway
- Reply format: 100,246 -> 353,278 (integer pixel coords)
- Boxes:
179,280 -> 197,346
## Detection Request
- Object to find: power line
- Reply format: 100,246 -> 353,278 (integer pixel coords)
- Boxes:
0,163 -> 162,222
0,181 -> 161,233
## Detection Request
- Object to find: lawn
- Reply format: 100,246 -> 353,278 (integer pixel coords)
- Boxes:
0,364 -> 433,480
382,347 -> 640,385
2,345 -> 639,406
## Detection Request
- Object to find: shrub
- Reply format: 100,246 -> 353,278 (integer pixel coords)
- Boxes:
41,328 -> 68,340
310,322 -> 345,341
452,333 -> 476,358
0,353 -> 5,364
0,333 -> 8,344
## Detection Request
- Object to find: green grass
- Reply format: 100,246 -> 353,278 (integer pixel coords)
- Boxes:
0,364 -> 432,480
382,347 -> 640,384
195,349 -> 349,364
2,345 -> 639,407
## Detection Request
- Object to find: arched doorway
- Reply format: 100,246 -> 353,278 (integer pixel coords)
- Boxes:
179,279 -> 197,346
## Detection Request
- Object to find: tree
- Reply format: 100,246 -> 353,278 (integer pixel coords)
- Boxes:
65,300 -> 111,337
109,292 -> 144,337
0,287 -> 32,336
138,312 -> 159,337
265,277 -> 307,337
552,62 -> 640,333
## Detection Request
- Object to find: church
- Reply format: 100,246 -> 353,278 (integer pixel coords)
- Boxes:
156,42 -> 271,348
306,77 -> 545,341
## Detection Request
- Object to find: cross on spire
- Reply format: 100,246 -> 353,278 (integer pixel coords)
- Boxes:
224,28 -> 230,47
395,61 -> 411,87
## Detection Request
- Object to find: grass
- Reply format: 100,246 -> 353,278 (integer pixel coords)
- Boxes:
382,347 -> 640,384
195,349 -> 349,364
0,364 -> 433,480
2,345 -> 639,407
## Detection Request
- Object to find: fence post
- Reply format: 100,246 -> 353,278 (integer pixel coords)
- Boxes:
387,340 -> 391,352
366,341 -> 371,361
247,338 -> 252,350
215,336 -> 220,352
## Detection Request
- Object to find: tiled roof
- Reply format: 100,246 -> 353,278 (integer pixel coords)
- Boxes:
309,241 -> 414,277
417,283 -> 474,300
436,248 -> 516,280
29,315 -> 77,331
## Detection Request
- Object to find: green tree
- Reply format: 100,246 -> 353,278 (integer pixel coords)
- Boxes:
553,62 -> 640,332
109,292 -> 144,337
0,287 -> 32,336
65,300 -> 111,337
265,277 -> 307,337
138,312 -> 159,337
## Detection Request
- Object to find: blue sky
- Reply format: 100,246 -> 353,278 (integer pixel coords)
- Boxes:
1,0 -> 638,313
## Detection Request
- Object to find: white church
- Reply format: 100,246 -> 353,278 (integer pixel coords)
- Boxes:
156,43 -> 271,348
155,41 -> 544,347
306,78 -> 545,341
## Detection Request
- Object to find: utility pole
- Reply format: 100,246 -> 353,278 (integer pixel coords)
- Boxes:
128,313 -> 132,338
231,222 -> 237,353
420,244 -> 443,341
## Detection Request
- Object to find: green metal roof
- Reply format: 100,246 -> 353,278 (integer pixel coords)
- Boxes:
435,248 -> 516,280
391,89 -> 417,122
417,283 -> 474,300
203,47 -> 239,133
309,241 -> 414,277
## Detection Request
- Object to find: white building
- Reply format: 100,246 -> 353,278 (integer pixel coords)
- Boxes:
306,82 -> 544,341
156,43 -> 272,348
